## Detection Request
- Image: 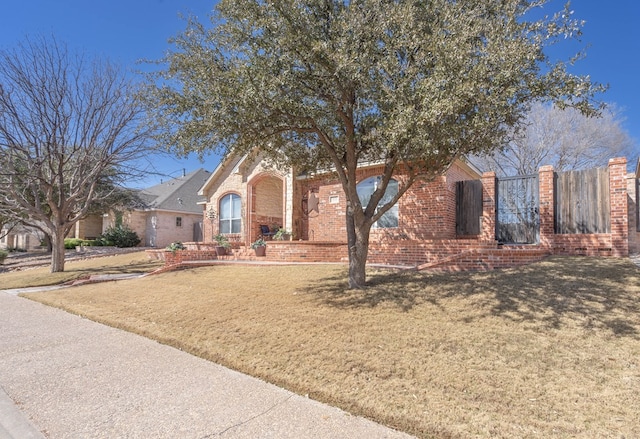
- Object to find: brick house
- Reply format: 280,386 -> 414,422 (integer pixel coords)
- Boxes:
195,152 -> 483,263
174,153 -> 640,270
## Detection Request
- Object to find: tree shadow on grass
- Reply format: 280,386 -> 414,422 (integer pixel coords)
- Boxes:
307,269 -> 444,312
308,256 -> 640,338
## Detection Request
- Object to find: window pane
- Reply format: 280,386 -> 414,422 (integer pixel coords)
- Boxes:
377,205 -> 399,228
357,176 -> 399,229
220,196 -> 231,219
357,177 -> 375,208
231,219 -> 241,234
219,220 -> 230,234
381,179 -> 398,204
231,194 -> 241,218
219,194 -> 241,234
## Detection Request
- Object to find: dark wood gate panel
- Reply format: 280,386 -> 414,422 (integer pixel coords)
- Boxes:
456,180 -> 483,235
496,174 -> 539,244
555,167 -> 610,234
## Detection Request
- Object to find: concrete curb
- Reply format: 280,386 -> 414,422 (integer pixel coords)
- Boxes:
0,387 -> 45,439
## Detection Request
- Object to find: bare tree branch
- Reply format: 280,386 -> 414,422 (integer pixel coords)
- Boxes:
473,102 -> 637,175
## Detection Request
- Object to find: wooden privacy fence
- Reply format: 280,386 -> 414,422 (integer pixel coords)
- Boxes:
555,167 -> 610,234
455,165 -> 613,240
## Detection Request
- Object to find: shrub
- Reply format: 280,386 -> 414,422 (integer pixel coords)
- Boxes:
99,225 -> 141,248
0,249 -> 8,262
166,241 -> 186,252
273,228 -> 292,240
64,238 -> 84,249
214,234 -> 231,248
81,239 -> 103,247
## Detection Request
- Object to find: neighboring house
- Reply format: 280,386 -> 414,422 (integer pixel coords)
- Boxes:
0,224 -> 43,251
72,214 -> 104,240
73,169 -> 210,248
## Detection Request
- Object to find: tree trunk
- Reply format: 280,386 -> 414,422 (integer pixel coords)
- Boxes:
50,227 -> 67,273
346,209 -> 371,289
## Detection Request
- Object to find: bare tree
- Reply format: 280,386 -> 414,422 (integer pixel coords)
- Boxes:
0,36 -> 154,272
473,102 -> 636,176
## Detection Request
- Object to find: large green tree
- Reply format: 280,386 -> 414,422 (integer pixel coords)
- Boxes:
0,37 -> 154,272
145,0 -> 603,288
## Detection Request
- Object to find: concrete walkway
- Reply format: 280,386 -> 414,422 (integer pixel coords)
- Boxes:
0,291 -> 413,439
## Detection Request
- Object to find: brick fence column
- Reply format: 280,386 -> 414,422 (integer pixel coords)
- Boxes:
538,165 -> 555,249
609,157 -> 629,257
481,171 -> 496,241
626,171 -> 640,254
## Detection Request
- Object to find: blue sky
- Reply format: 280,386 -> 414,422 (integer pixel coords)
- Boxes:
1,0 -> 638,186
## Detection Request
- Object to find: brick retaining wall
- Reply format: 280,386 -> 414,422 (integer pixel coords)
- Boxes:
149,238 -> 551,272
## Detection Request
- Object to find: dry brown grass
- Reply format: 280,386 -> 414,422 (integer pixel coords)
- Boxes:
22,256 -> 640,438
0,251 -> 162,289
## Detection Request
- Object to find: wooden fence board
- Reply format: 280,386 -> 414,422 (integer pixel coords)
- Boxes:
555,167 -> 609,234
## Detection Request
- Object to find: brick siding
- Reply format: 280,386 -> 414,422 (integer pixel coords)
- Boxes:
182,156 -> 638,273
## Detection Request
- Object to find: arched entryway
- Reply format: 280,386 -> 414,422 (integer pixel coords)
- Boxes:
248,174 -> 284,243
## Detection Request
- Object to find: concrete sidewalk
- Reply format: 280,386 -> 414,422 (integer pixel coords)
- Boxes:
0,292 -> 413,439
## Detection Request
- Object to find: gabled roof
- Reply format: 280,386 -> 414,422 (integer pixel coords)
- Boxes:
198,152 -> 248,196
139,168 -> 210,214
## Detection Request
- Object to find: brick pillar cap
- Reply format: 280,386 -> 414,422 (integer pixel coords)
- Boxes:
608,157 -> 627,165
481,171 -> 496,178
539,165 -> 554,172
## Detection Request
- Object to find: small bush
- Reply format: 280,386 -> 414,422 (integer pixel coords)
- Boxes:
0,249 -> 8,260
250,238 -> 267,249
166,241 -> 186,252
99,225 -> 141,248
214,234 -> 231,248
64,238 -> 84,249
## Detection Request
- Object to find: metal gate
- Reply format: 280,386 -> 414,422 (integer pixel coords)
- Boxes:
496,174 -> 539,244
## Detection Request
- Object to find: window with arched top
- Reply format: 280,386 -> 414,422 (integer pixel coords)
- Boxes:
356,176 -> 399,228
219,193 -> 241,234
